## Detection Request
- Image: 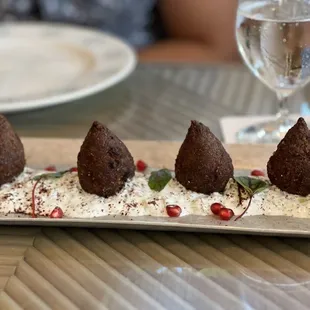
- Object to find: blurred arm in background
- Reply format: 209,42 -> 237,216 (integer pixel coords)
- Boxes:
0,0 -> 240,63
139,0 -> 240,63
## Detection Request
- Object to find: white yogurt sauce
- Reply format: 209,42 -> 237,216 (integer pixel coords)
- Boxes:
0,168 -> 309,219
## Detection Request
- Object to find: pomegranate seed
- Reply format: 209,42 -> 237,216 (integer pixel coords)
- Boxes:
210,203 -> 224,215
136,160 -> 147,172
45,165 -> 56,172
251,169 -> 265,177
219,208 -> 234,221
69,167 -> 78,172
166,205 -> 182,217
49,207 -> 64,219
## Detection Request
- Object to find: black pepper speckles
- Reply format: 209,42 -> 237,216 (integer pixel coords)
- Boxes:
0,167 -> 308,219
1,193 -> 12,202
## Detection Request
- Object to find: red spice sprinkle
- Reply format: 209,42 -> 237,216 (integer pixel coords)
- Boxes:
45,165 -> 56,172
49,207 -> 64,218
166,205 -> 182,217
31,178 -> 42,218
136,160 -> 147,172
251,169 -> 265,177
69,167 -> 78,172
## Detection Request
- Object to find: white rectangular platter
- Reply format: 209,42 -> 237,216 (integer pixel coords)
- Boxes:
5,138 -> 309,237
2,213 -> 310,237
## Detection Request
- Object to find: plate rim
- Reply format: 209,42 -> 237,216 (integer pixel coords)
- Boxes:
1,216 -> 310,237
0,22 -> 137,113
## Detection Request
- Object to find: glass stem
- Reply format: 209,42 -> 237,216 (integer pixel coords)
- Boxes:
276,96 -> 289,121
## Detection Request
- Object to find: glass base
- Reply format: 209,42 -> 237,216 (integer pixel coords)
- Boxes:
236,118 -> 296,143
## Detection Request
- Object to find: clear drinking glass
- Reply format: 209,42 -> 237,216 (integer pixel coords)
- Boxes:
236,0 -> 310,143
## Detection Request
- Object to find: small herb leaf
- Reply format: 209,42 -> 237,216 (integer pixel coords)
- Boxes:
234,176 -> 269,196
33,170 -> 68,181
234,176 -> 269,221
148,169 -> 172,192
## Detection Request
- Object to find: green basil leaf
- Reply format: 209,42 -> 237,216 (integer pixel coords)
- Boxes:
148,169 -> 172,192
234,176 -> 269,221
33,170 -> 68,181
234,176 -> 269,196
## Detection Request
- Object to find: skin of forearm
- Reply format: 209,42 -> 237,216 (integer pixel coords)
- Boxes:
138,40 -> 241,63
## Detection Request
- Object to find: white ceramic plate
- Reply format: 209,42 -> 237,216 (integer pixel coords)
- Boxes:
0,22 -> 137,113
